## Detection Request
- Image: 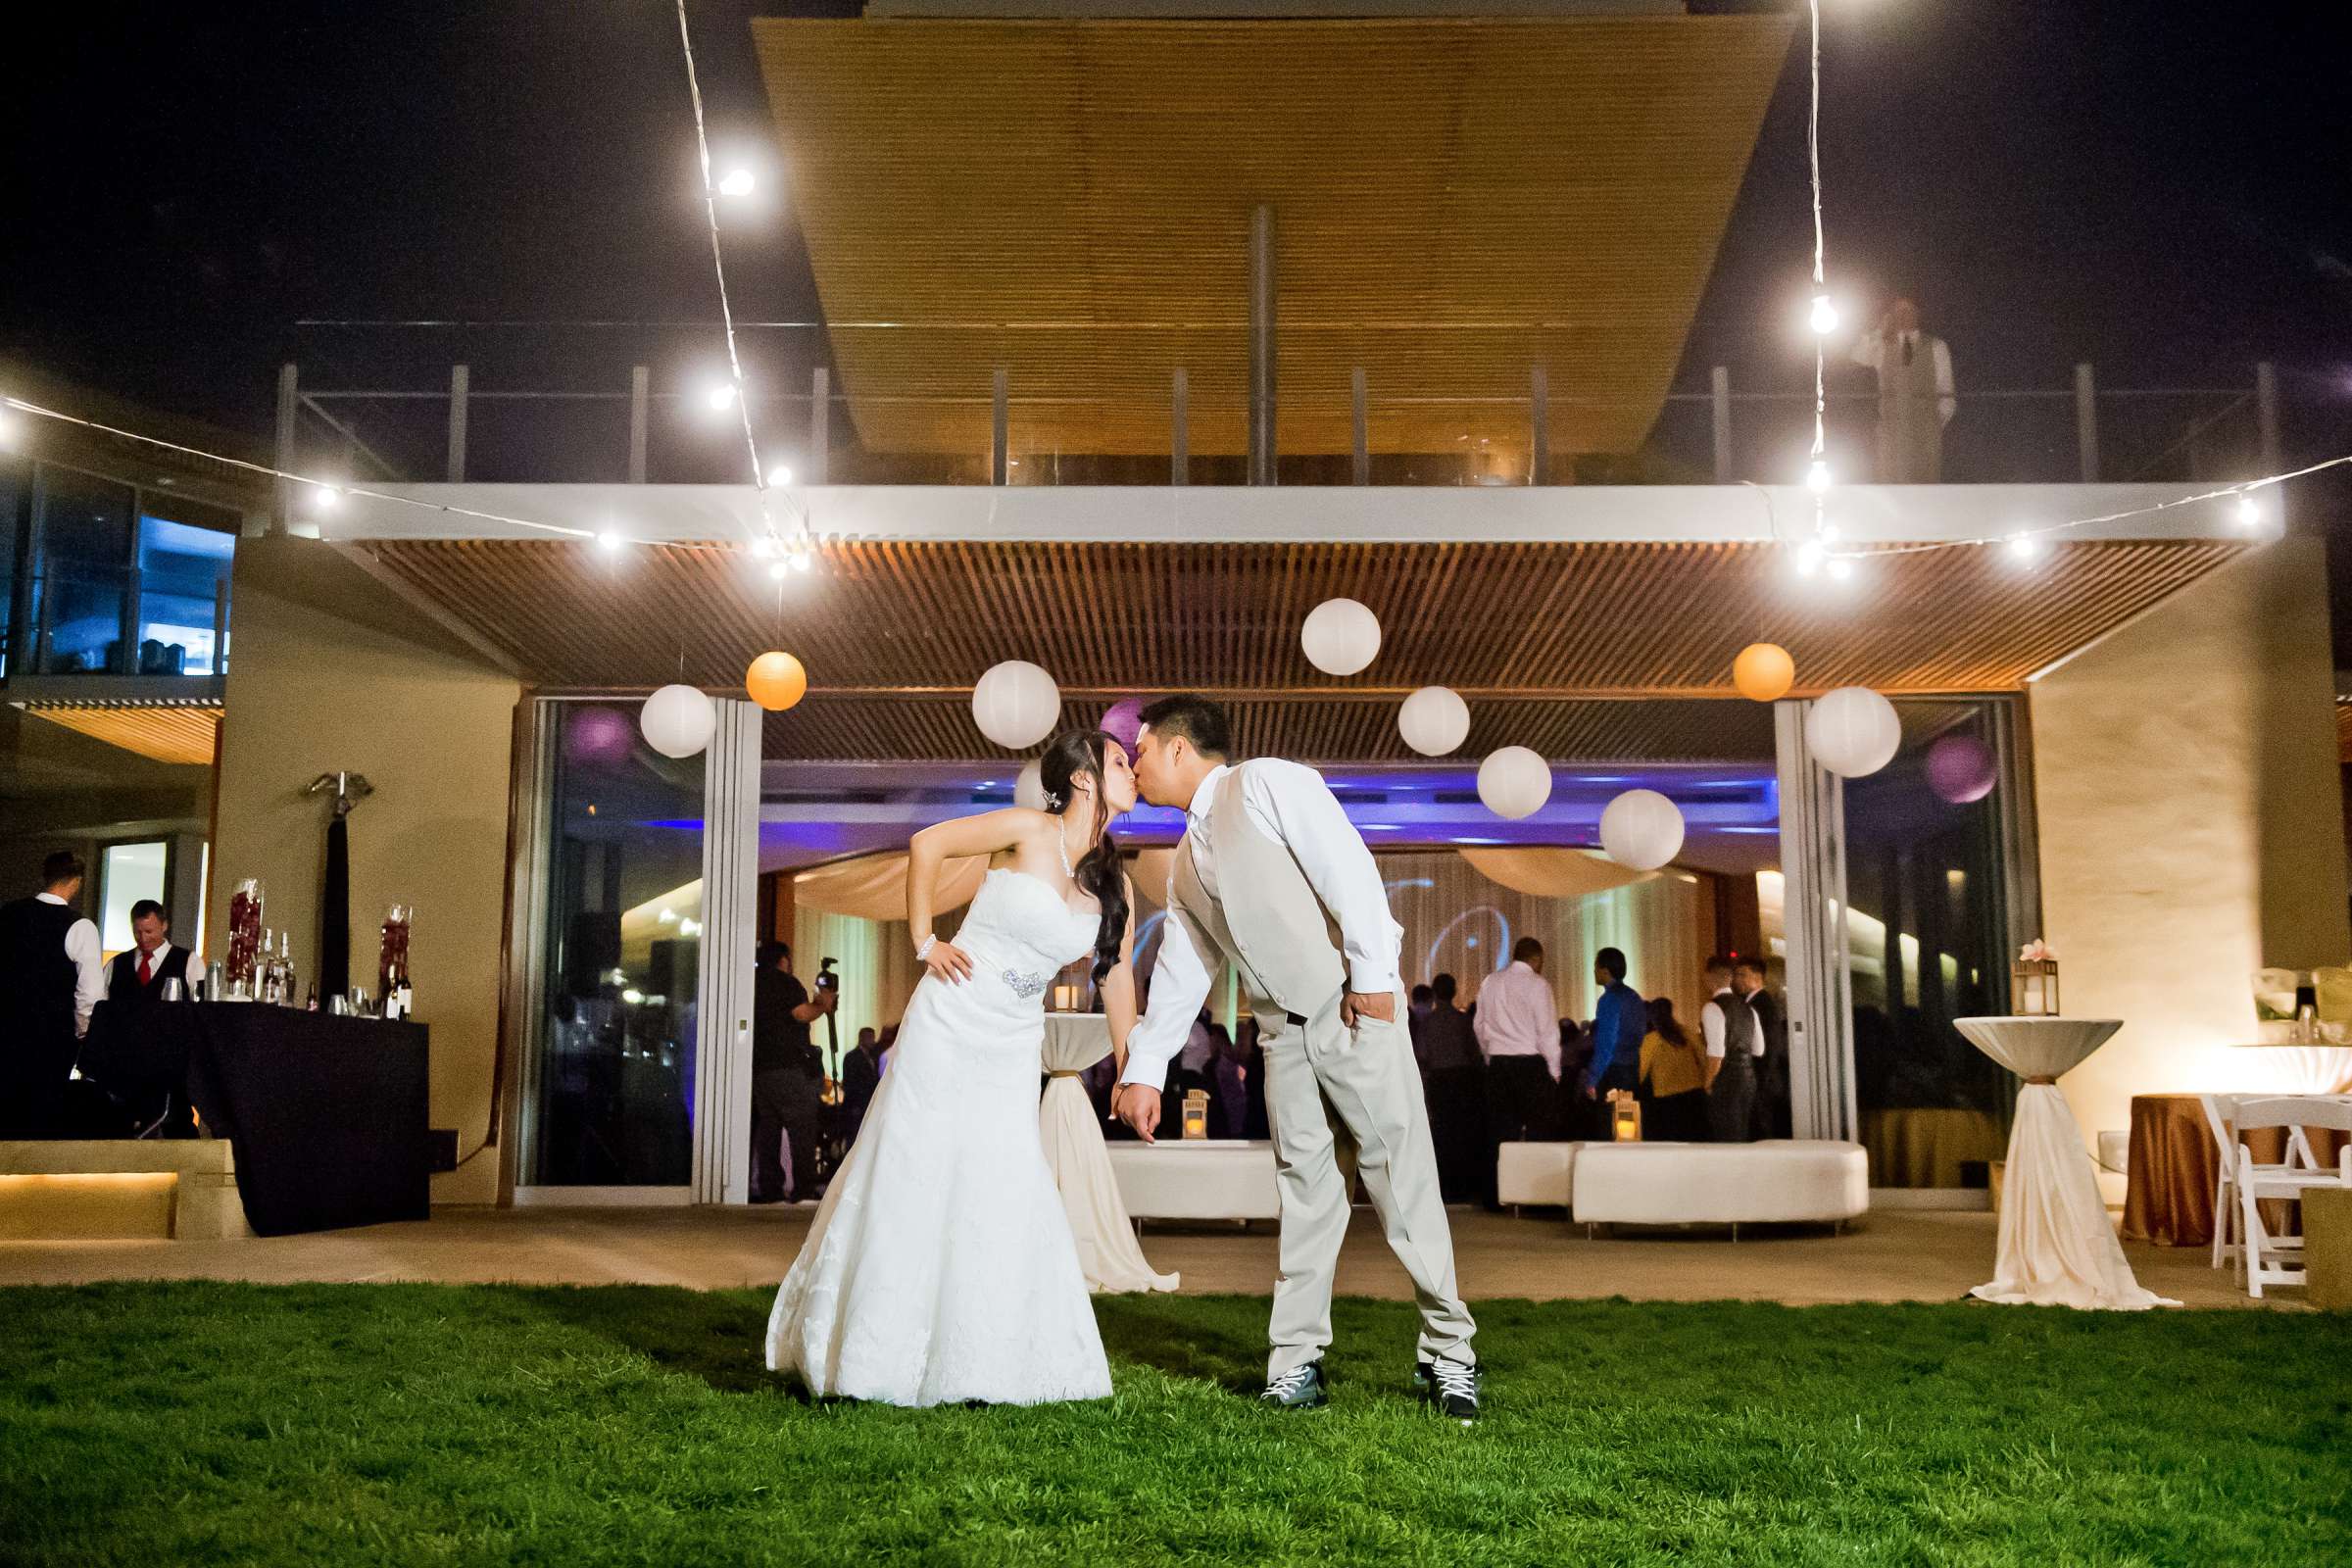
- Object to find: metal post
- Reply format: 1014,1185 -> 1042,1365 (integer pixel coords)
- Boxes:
809,368 -> 830,484
212,576 -> 232,676
992,368 -> 1009,485
1530,365 -> 1549,485
627,366 -> 649,483
2255,361 -> 2280,473
1170,368 -> 1189,486
1710,366 -> 1733,483
1350,367 -> 1369,485
2074,362 -> 2098,482
447,364 -> 470,483
272,363 -> 299,534
1248,204 -> 1277,486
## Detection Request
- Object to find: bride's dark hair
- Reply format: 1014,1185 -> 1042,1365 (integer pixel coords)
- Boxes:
1036,728 -> 1128,981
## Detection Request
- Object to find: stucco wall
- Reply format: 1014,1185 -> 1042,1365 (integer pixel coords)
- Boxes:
2030,535 -> 2349,1160
211,537 -> 518,1204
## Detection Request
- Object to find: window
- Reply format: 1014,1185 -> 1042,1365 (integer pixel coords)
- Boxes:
135,507 -> 236,675
0,457 -> 27,678
100,841 -> 169,957
33,469 -> 135,675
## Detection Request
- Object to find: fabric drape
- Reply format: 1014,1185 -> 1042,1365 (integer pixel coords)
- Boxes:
319,814 -> 351,999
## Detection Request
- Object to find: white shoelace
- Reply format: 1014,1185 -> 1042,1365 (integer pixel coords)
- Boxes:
1265,1365 -> 1317,1398
1428,1362 -> 1478,1403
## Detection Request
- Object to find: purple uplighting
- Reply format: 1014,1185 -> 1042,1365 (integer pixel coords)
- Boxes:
565,705 -> 636,766
1926,733 -> 1998,805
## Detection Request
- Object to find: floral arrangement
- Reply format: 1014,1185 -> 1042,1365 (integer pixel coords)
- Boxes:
2018,940 -> 2055,963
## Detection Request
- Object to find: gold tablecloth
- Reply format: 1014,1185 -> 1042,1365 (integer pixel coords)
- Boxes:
2122,1094 -> 2350,1248
1861,1106 -> 2005,1189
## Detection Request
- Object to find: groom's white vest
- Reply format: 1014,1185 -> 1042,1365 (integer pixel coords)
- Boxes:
1168,765 -> 1348,1019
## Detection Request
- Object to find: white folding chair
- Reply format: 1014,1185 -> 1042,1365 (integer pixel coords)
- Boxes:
2200,1094 -> 2299,1273
2232,1098 -> 2352,1298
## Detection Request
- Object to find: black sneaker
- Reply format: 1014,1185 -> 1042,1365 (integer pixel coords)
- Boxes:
1259,1360 -> 1329,1410
1414,1358 -> 1481,1425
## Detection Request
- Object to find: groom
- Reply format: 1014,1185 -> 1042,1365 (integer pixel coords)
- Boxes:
1113,696 -> 1481,1422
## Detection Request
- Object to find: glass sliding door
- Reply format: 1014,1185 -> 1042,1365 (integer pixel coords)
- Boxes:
518,701 -> 706,1194
1841,701 -> 2019,1195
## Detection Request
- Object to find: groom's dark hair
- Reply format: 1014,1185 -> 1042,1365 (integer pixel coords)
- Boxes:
1138,695 -> 1231,760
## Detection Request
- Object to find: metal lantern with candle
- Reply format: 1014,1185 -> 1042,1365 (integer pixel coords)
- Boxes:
2013,940 -> 2059,1016
1608,1089 -> 1642,1142
1182,1089 -> 1210,1140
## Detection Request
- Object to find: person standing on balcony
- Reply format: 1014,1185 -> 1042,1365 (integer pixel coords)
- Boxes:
1850,297 -> 1956,482
0,852 -> 107,1137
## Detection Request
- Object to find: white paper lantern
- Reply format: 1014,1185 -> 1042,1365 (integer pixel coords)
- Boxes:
1476,745 -> 1552,820
1805,686 -> 1902,778
1300,598 -> 1382,676
640,684 -> 715,759
971,660 -> 1060,750
1598,789 -> 1686,871
1014,759 -> 1049,810
1396,685 -> 1471,757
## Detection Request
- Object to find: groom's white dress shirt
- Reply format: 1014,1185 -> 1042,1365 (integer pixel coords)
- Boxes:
1122,760 -> 1402,1091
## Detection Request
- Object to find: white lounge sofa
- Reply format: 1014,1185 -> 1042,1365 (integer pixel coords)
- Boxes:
1107,1138 -> 1282,1222
1569,1139 -> 1869,1233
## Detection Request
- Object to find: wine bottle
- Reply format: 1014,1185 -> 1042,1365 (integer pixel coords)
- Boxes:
279,932 -> 298,1009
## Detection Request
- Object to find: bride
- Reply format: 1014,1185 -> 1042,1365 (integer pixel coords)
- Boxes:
765,728 -> 1137,1405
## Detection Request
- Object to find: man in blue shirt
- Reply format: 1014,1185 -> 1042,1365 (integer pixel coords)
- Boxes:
1581,947 -> 1645,1134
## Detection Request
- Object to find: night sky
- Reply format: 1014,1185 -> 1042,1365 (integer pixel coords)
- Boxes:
6,3 -> 2347,590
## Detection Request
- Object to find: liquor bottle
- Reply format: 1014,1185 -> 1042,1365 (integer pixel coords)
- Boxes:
259,928 -> 280,1004
305,984 -> 319,1012
278,932 -> 298,1009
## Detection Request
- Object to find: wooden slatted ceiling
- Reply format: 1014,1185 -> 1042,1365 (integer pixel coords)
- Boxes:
24,703 -> 221,767
357,536 -> 2242,761
750,16 -> 1791,459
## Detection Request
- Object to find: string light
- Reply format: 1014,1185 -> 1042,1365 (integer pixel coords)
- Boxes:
765,558 -> 790,581
706,383 -> 738,413
767,463 -> 794,486
1794,540 -> 1825,577
1826,557 -> 1854,582
597,529 -> 626,554
716,169 -> 755,198
1805,459 -> 1833,495
1809,294 -> 1838,335
749,536 -> 775,560
787,545 -> 813,573
307,481 -> 344,512
2006,532 -> 2043,563
2234,495 -> 2263,528
1802,0 -> 1831,524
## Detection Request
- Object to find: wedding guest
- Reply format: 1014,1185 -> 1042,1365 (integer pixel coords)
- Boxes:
1236,1015 -> 1270,1140
1210,1018 -> 1247,1139
1475,938 -> 1562,1156
1416,973 -> 1488,1204
842,1025 -> 888,1140
1554,1018 -> 1590,1141
105,900 -> 192,1004
1701,956 -> 1761,1143
751,941 -> 834,1202
1582,947 -> 1645,1134
1408,983 -> 1435,1028
0,852 -> 106,1138
1736,957 -> 1791,1140
1849,296 -> 1957,482
1638,996 -> 1709,1142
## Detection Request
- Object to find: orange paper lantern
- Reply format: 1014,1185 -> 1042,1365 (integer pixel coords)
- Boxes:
1733,642 -> 1794,703
746,651 -> 808,712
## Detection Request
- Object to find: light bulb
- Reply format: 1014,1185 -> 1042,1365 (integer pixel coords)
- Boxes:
766,463 -> 794,487
749,536 -> 775,560
1826,556 -> 1855,582
1809,293 -> 1839,334
309,482 -> 343,511
596,529 -> 625,554
1818,521 -> 1842,544
2234,495 -> 2262,528
717,169 -> 755,198
0,407 -> 19,448
787,546 -> 814,573
766,559 -> 789,581
1805,459 -> 1833,494
1794,540 -> 1825,577
707,383 -> 738,413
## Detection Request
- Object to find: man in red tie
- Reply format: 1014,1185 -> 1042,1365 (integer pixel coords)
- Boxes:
106,901 -> 191,1004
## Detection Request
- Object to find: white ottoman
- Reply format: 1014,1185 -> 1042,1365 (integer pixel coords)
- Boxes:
1106,1139 -> 1282,1221
1495,1142 -> 1577,1208
1570,1140 -> 1868,1231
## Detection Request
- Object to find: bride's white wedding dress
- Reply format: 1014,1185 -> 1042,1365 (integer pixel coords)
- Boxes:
764,867 -> 1113,1405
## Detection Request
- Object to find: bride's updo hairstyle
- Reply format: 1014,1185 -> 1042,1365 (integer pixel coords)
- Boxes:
1037,728 -> 1128,981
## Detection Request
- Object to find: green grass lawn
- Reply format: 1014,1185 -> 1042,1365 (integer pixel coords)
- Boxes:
2,1284 -> 2346,1567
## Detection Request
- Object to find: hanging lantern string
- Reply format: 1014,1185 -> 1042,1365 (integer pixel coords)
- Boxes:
670,0 -> 806,554
1,395 -> 598,540
1822,453 -> 2351,562
1807,0 -> 1827,476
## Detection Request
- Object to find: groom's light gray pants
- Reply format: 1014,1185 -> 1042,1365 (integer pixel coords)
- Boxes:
1260,987 -> 1476,1379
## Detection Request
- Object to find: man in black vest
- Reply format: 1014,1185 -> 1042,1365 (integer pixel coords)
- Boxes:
0,852 -> 107,1137
107,900 -> 193,1004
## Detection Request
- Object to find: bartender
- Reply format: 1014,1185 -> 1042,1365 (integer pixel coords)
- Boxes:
107,900 -> 193,1004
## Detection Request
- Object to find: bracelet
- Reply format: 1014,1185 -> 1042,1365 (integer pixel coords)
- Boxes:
915,935 -> 936,962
